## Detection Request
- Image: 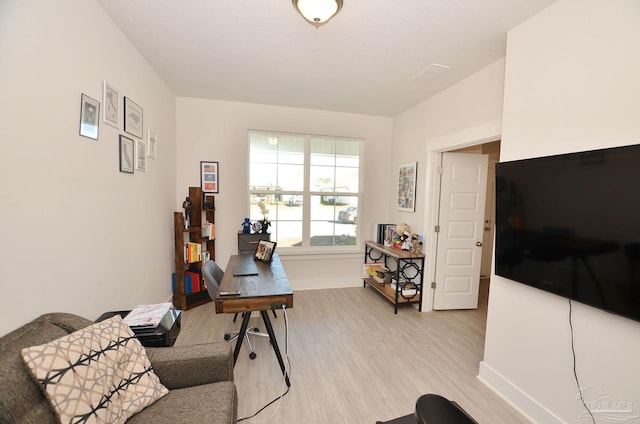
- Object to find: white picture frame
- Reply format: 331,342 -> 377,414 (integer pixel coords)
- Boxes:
147,130 -> 158,159
102,80 -> 119,128
397,162 -> 417,212
136,138 -> 147,171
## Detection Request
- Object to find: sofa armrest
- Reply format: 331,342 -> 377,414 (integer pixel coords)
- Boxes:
145,342 -> 234,390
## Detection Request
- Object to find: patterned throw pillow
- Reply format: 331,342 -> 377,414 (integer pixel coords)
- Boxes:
21,315 -> 168,424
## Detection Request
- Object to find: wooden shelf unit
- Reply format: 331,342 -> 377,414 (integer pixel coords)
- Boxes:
363,241 -> 425,314
172,187 -> 216,311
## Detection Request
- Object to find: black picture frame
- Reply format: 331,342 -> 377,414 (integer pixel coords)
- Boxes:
254,239 -> 276,263
124,96 -> 143,138
79,93 -> 100,140
200,161 -> 219,193
202,193 -> 215,210
119,135 -> 134,173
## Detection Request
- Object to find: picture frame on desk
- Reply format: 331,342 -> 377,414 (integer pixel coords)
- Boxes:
254,239 -> 276,263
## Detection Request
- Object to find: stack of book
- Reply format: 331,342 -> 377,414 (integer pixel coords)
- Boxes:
171,271 -> 202,294
123,303 -> 173,329
185,242 -> 202,263
363,263 -> 389,284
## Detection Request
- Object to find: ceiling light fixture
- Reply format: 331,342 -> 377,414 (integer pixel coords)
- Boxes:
292,0 -> 343,28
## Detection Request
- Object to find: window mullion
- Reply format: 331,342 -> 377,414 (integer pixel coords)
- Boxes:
302,136 -> 311,247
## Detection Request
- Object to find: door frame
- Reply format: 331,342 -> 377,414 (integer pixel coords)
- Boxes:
421,135 -> 501,312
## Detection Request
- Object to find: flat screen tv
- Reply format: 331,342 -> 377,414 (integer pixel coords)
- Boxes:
495,143 -> 640,322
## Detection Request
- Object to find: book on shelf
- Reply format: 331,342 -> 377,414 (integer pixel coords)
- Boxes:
185,270 -> 201,293
390,281 -> 418,298
202,221 -> 215,239
171,271 -> 201,294
123,303 -> 173,328
185,242 -> 201,263
362,263 -> 387,283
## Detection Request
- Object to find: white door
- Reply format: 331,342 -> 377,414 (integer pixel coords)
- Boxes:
480,163 -> 496,277
433,152 -> 488,310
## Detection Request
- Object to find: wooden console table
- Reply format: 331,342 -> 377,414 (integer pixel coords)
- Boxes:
364,241 -> 425,313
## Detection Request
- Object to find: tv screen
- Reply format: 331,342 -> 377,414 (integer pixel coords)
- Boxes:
495,143 -> 640,322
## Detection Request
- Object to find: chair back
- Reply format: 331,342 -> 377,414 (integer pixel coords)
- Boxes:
202,260 -> 225,299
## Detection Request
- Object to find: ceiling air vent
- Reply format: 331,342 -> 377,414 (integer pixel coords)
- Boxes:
413,64 -> 451,81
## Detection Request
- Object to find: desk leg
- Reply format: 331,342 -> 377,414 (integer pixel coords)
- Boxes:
233,312 -> 251,365
261,310 -> 291,387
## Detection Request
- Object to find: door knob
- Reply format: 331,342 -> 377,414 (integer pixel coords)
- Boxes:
476,241 -> 483,247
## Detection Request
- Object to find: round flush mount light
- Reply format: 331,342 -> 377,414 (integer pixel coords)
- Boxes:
292,0 -> 343,28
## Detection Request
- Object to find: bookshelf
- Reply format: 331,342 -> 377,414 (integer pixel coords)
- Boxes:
172,186 -> 216,310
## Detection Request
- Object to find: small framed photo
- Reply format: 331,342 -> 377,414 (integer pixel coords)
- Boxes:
383,224 -> 397,247
203,193 -> 215,210
119,135 -> 134,173
102,80 -> 119,128
136,138 -> 147,171
124,96 -> 143,138
79,93 -> 99,140
397,162 -> 417,212
200,161 -> 219,193
254,239 -> 277,263
147,130 -> 158,158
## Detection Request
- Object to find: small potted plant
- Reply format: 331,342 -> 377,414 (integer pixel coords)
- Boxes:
257,200 -> 270,234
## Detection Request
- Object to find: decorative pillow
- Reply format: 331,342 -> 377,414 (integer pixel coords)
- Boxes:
21,315 -> 168,424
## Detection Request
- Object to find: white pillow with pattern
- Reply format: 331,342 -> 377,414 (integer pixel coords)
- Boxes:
21,315 -> 168,423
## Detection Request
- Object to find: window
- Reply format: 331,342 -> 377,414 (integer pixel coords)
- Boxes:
249,131 -> 363,251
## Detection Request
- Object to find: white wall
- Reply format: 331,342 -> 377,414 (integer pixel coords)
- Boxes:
175,98 -> 393,289
392,59 -> 506,310
480,1 -> 640,423
0,0 -> 177,336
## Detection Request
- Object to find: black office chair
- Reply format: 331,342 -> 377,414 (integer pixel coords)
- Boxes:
202,260 -> 269,360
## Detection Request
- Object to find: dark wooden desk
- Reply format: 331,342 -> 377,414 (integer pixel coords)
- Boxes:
215,254 -> 293,385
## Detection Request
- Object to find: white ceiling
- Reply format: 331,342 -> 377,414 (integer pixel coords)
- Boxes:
97,0 -> 557,117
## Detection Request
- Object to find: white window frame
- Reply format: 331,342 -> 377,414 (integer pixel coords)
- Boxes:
248,130 -> 364,254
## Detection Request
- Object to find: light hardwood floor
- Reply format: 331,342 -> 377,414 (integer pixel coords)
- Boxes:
175,280 -> 532,423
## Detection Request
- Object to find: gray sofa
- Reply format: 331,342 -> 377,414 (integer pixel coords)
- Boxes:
0,313 -> 238,423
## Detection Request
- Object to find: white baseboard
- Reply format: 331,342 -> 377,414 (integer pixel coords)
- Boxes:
290,278 -> 360,291
478,361 -> 566,424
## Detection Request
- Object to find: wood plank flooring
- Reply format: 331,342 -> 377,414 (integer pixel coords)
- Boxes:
175,280 -> 532,423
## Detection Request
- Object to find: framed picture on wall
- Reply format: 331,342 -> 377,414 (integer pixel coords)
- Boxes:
79,93 -> 100,140
200,161 -> 219,193
136,139 -> 147,171
119,135 -> 134,173
102,80 -> 119,128
397,162 -> 417,212
124,96 -> 143,138
147,130 -> 158,158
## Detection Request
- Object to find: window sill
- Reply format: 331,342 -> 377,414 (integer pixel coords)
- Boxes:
277,248 -> 363,261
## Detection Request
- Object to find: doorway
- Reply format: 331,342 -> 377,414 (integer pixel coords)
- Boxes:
428,140 -> 501,310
